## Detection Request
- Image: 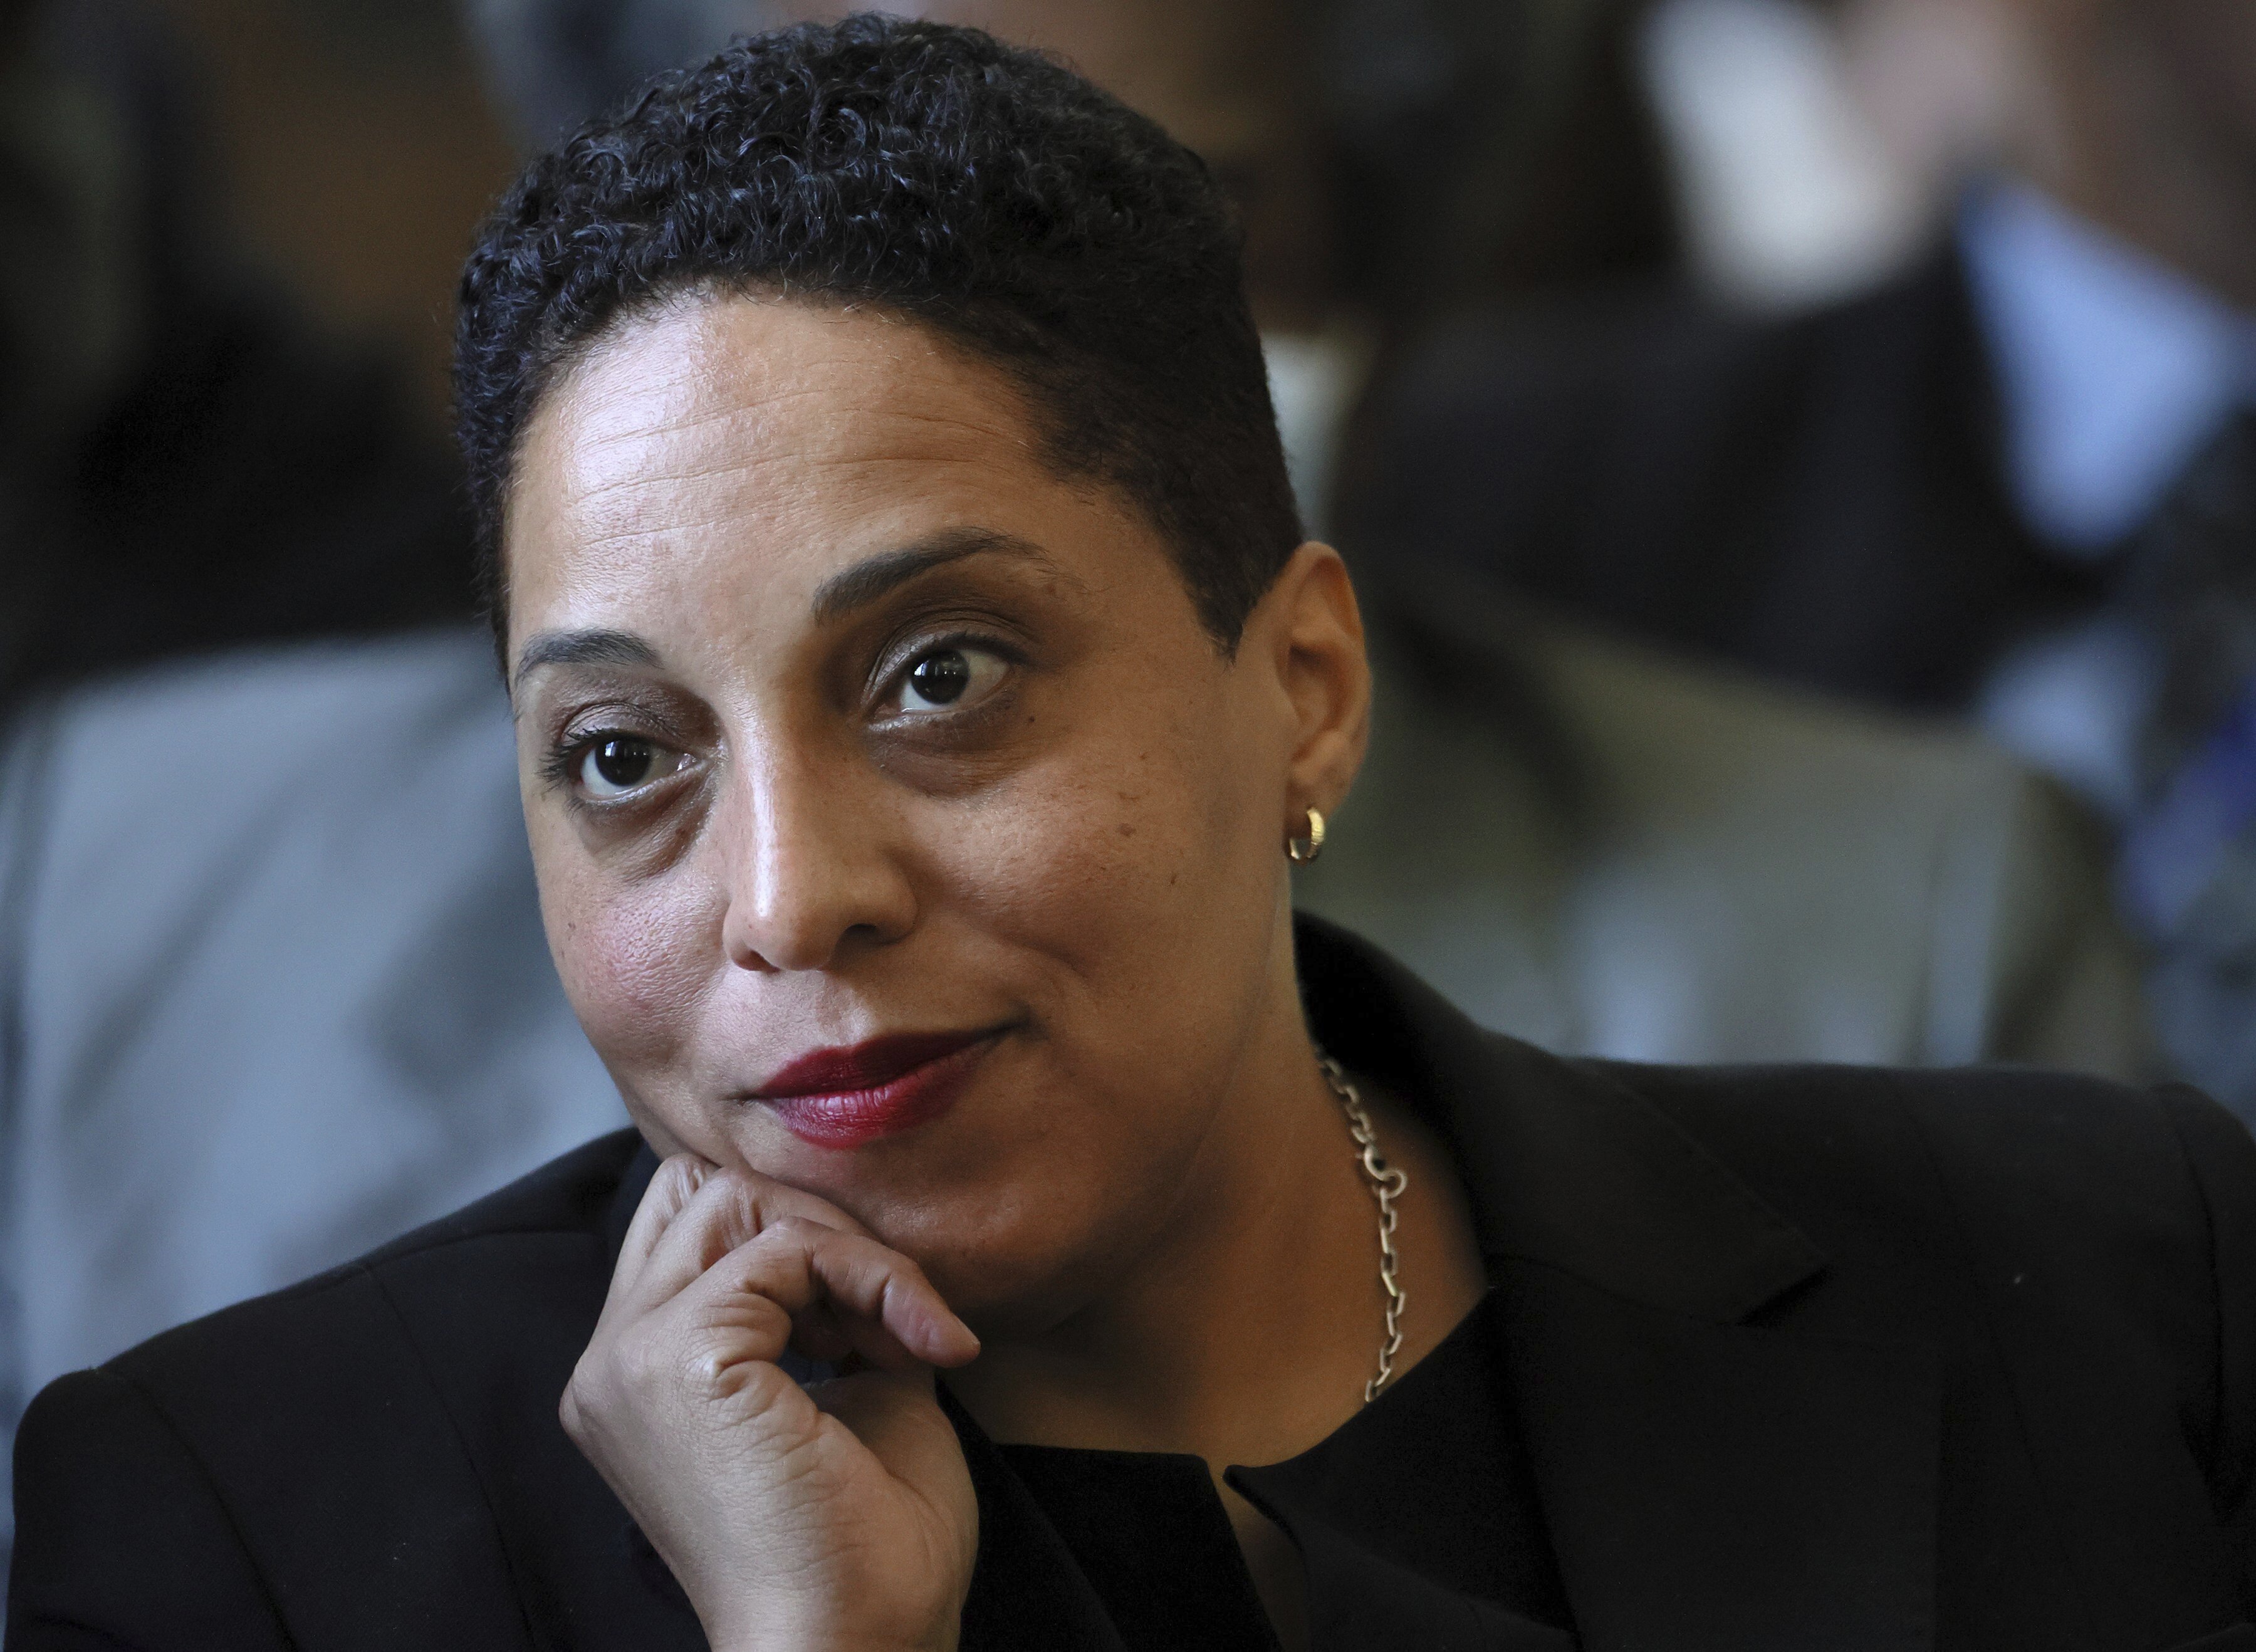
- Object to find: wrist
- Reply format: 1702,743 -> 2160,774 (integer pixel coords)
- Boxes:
706,1607 -> 958,1652
714,1633 -> 954,1652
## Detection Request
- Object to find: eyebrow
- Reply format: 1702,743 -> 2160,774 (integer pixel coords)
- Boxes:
511,627 -> 661,692
511,528 -> 1060,692
809,526 -> 1058,623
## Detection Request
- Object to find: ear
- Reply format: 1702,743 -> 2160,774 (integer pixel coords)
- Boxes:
1248,542 -> 1371,837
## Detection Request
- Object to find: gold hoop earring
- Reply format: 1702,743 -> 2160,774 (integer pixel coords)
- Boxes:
1287,807 -> 1325,864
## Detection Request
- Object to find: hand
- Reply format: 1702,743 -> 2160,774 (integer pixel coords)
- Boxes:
561,1154 -> 982,1652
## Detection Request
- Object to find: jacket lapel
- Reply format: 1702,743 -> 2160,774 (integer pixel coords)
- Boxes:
1501,1263 -> 1939,1651
1297,916 -> 1940,1651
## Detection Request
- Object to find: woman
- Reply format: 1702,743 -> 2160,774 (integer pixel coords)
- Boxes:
9,18 -> 2254,1649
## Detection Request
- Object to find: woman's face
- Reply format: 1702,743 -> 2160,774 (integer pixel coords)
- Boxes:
505,293 -> 1364,1330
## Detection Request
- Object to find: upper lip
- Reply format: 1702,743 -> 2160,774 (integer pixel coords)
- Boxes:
754,1028 -> 998,1099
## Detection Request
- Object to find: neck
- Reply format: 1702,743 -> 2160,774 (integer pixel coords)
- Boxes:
945,953 -> 1483,1469
2008,11 -> 2256,311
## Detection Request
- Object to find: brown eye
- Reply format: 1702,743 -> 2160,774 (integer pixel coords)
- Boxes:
889,644 -> 1008,716
575,735 -> 685,798
909,651 -> 971,705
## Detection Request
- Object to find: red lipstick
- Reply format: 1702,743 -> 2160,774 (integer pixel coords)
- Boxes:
754,1029 -> 997,1148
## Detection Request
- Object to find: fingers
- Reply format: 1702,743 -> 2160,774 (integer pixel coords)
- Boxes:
611,1154 -> 709,1298
607,1154 -> 871,1325
661,1218 -> 981,1375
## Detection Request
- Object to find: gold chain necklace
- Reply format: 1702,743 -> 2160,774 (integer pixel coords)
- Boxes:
1316,1052 -> 1408,1401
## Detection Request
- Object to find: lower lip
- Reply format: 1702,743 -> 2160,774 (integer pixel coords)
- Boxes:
760,1037 -> 996,1149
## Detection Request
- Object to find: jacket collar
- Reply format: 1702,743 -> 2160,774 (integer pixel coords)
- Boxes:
1298,914 -> 1941,1652
1295,911 -> 1827,1321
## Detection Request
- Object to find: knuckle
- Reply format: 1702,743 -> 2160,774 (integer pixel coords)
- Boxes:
677,1321 -> 778,1398
616,1330 -> 681,1395
887,1251 -> 932,1291
565,1348 -> 607,1404
561,1352 -> 624,1436
731,1176 -> 786,1229
744,1292 -> 795,1342
680,1335 -> 733,1390
654,1153 -> 707,1204
708,1285 -> 795,1346
764,1213 -> 823,1247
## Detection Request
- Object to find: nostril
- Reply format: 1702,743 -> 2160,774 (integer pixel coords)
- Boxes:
716,829 -> 919,971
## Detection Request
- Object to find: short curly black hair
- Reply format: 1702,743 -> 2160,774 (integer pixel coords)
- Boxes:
455,13 -> 1302,651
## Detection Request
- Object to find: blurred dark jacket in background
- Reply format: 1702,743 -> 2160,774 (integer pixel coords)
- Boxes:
1340,248 -> 2061,713
0,0 -> 478,711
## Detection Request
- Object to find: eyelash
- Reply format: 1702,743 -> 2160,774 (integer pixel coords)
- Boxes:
872,629 -> 1023,717
538,728 -> 623,794
536,628 -> 1027,803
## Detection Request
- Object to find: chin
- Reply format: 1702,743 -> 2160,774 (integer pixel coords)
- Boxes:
859,1174 -> 1158,1338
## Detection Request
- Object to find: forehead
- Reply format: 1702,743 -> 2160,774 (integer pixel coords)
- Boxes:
515,295 -> 1041,544
503,294 -> 1083,635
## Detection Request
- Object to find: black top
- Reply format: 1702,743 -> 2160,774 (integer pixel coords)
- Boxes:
961,1292 -> 1574,1651
11,916 -> 2256,1650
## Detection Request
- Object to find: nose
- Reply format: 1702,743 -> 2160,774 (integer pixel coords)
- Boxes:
715,745 -> 917,973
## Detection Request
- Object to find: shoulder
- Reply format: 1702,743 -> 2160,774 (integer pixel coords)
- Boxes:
1611,1059 -> 2256,1536
98,1125 -> 639,1393
1606,1057 -> 2238,1200
1517,1050 -> 2256,1614
1893,1065 -> 2250,1206
1599,1058 -> 2253,1339
11,1131 -> 645,1637
1515,615 -> 2136,1061
1352,583 -> 2134,1067
1514,607 -> 2029,816
1369,568 -> 2038,823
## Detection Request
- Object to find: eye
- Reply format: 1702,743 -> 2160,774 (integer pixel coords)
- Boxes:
887,644 -> 1010,716
574,734 -> 689,799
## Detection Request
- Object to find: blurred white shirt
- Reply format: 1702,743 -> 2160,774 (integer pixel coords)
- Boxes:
1961,177 -> 2256,556
1964,182 -> 2256,818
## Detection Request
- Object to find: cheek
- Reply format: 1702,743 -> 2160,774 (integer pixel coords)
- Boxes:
929,684 -> 1281,1013
878,716 -> 1278,1320
536,847 -> 721,1080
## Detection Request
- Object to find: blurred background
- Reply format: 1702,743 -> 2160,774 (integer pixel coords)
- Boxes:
4,0 -> 2253,1585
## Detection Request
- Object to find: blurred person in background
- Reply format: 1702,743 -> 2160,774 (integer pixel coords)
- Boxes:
0,0 -> 480,706
0,0 -> 621,1587
1350,0 -> 2256,1113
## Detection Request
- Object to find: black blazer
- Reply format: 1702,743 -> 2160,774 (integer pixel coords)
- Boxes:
12,917 -> 2256,1650
1342,250 -> 2107,713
